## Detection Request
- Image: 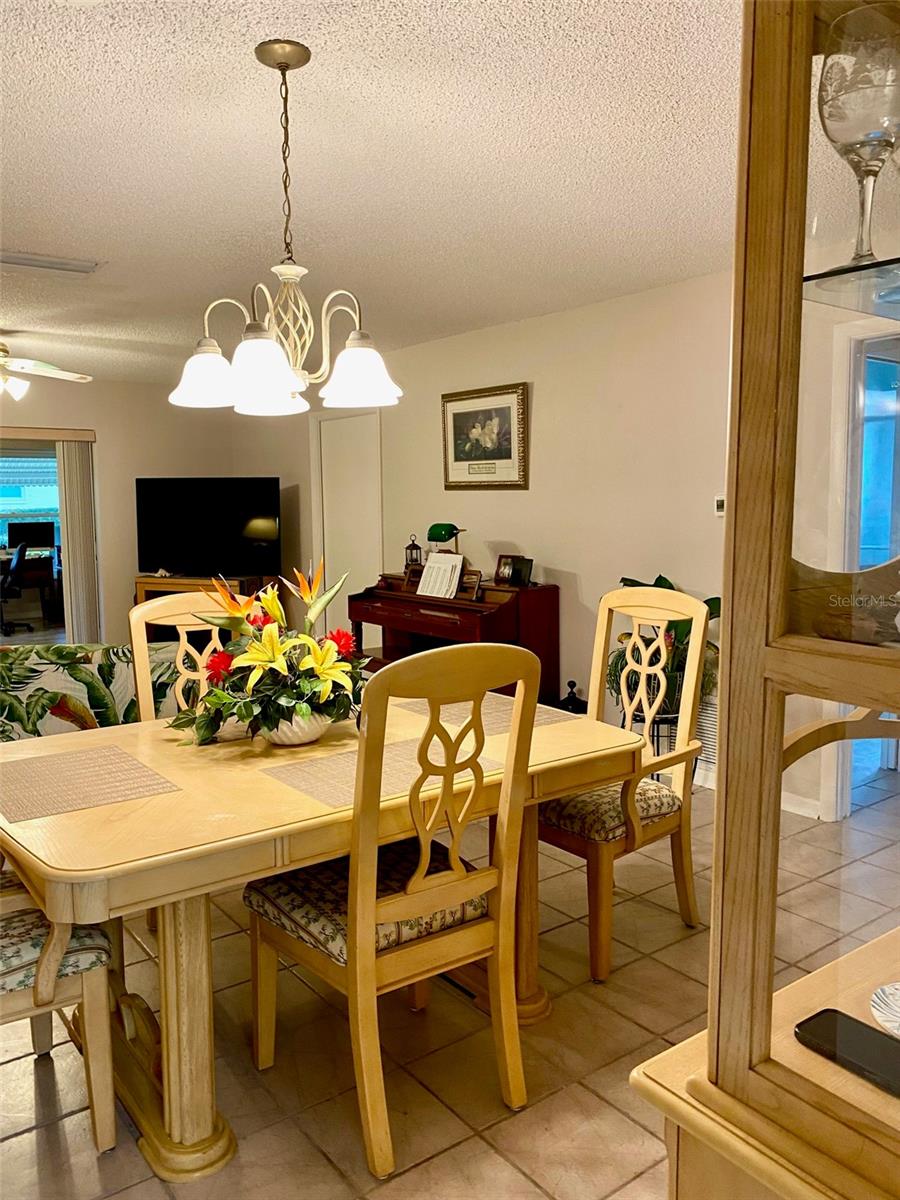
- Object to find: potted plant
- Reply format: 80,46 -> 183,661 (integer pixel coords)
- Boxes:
606,574 -> 720,717
170,562 -> 367,746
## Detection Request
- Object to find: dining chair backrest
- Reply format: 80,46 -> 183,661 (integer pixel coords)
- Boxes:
587,586 -> 710,755
348,642 -> 540,968
4,544 -> 28,590
128,590 -> 250,721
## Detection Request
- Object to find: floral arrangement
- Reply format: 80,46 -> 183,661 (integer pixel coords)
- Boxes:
169,561 -> 367,745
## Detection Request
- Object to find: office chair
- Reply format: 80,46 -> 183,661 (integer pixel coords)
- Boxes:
0,544 -> 35,637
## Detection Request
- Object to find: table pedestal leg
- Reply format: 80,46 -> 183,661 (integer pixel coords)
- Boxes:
449,806 -> 552,1025
94,896 -> 236,1181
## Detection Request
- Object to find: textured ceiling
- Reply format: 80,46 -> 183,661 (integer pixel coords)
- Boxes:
0,0 -> 896,384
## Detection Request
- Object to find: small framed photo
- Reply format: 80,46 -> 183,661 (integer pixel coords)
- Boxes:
442,382 -> 529,489
495,554 -> 533,587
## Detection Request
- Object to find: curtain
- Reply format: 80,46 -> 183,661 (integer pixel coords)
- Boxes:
56,439 -> 101,643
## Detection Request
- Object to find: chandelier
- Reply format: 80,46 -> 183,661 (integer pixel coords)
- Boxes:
169,39 -> 402,415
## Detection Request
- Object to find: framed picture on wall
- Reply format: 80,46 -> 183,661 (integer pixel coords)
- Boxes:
441,382 -> 529,489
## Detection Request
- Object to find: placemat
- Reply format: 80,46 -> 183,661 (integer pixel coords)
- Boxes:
0,745 -> 180,823
265,739 -> 503,809
396,692 -> 582,737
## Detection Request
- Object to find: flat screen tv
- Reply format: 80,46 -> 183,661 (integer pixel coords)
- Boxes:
136,477 -> 281,578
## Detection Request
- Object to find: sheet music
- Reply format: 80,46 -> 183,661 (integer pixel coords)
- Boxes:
416,552 -> 464,599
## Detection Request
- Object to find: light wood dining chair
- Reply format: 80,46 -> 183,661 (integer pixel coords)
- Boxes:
0,853 -> 116,1152
244,642 -> 540,1178
539,586 -> 710,981
129,589 -> 251,930
129,589 -> 249,721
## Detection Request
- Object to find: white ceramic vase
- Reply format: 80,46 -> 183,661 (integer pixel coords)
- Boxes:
214,717 -> 249,742
264,712 -> 331,746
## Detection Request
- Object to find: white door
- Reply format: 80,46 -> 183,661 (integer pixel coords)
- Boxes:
316,413 -> 383,638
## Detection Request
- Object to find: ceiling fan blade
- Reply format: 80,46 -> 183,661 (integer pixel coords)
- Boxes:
4,357 -> 92,382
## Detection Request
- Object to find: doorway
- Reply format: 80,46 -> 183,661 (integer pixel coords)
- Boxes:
847,334 -> 900,801
311,412 -> 383,639
0,429 -> 100,646
0,438 -> 65,643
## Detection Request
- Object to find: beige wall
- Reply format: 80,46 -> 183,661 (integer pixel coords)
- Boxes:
380,270 -> 732,696
1,377 -> 309,643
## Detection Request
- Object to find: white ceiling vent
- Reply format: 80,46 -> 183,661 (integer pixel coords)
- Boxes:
0,251 -> 99,275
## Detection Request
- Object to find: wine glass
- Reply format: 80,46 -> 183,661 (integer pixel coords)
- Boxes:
818,2 -> 900,265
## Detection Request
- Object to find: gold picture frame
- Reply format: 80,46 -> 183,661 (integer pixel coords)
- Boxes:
441,382 -> 529,490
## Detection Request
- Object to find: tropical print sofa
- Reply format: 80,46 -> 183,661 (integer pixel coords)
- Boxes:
0,642 -> 183,741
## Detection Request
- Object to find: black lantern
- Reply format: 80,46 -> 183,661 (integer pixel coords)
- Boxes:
404,534 -> 422,567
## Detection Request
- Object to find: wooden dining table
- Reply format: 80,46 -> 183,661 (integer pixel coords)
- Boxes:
0,699 -> 643,1181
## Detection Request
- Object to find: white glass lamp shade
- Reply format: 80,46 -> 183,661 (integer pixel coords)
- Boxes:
320,330 -> 402,408
169,339 -> 235,408
1,375 -> 30,401
232,325 -> 310,416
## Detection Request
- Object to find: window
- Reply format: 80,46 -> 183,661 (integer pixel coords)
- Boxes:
857,344 -> 900,569
0,444 -> 60,550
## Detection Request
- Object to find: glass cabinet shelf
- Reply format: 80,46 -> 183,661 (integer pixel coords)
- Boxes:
803,257 -> 900,322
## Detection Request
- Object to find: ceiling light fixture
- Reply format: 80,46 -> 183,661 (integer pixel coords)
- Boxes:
0,342 -> 92,399
0,374 -> 30,401
170,38 -> 401,415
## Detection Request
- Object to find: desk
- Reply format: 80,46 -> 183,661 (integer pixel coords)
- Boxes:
0,708 -> 642,1181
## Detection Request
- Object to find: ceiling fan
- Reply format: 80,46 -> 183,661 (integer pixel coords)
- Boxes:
0,341 -> 92,401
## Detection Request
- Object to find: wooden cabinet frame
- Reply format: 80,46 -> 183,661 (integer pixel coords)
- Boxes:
693,0 -> 899,1194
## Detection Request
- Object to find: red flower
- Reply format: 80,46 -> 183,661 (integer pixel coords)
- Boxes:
248,611 -> 275,629
324,628 -> 356,657
206,650 -> 234,683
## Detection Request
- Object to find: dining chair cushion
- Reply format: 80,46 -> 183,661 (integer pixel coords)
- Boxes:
243,839 -> 488,966
540,778 -> 681,843
0,909 -> 112,995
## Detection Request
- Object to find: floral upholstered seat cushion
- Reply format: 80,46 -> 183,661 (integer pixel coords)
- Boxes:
0,909 -> 112,995
243,839 -> 488,966
540,778 -> 681,843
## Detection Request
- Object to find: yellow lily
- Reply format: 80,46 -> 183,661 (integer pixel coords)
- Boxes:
230,623 -> 304,694
296,634 -> 353,702
257,582 -> 286,627
204,575 -> 258,620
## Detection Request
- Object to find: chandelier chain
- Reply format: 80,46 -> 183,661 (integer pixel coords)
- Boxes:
279,67 -> 294,264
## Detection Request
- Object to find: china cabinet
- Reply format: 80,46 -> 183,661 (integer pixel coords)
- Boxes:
631,3 -> 900,1198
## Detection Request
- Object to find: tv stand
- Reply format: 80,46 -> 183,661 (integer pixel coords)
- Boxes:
134,574 -> 271,606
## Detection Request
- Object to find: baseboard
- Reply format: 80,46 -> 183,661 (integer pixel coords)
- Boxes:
779,789 -> 821,819
695,763 -> 716,790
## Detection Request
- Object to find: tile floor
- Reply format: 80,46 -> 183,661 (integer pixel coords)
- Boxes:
2,780 -> 899,1200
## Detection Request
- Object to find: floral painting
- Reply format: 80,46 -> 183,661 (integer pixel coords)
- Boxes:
442,382 -> 528,489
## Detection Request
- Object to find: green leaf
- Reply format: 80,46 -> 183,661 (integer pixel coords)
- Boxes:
194,709 -> 221,745
276,692 -> 296,707
306,571 -> 349,627
669,618 -> 691,645
704,596 -> 722,620
236,700 -> 255,723
195,612 -> 252,636
168,709 -> 197,730
293,700 -> 311,720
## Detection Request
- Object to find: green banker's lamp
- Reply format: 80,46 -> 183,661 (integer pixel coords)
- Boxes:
427,523 -> 465,553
